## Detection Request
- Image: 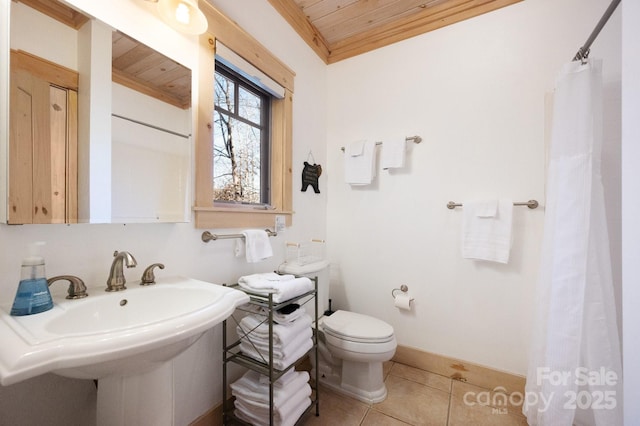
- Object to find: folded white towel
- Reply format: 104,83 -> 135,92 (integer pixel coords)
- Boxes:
474,199 -> 498,217
237,277 -> 314,303
344,140 -> 377,185
257,367 -> 298,387
240,336 -> 313,370
238,326 -> 313,359
239,313 -> 312,345
347,140 -> 365,156
238,272 -> 295,288
461,199 -> 513,264
240,229 -> 273,263
231,370 -> 310,406
381,138 -> 406,169
235,396 -> 311,426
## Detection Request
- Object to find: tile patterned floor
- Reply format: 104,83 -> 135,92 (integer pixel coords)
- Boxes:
300,361 -> 528,426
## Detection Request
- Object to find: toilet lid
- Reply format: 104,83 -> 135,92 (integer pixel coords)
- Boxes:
322,310 -> 394,343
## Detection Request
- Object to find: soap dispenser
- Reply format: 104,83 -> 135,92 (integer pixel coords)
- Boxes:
10,242 -> 54,316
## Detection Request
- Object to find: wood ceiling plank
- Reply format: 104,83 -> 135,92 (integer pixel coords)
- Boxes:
17,0 -> 89,29
319,0 -> 448,44
328,0 -> 522,62
302,0 -> 360,21
267,0 -> 331,63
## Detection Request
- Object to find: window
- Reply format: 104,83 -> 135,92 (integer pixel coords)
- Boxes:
213,62 -> 270,205
194,2 -> 295,229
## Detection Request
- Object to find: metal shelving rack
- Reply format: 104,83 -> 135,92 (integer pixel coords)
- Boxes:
222,277 -> 319,425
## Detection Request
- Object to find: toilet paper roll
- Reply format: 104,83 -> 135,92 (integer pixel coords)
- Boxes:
394,293 -> 412,310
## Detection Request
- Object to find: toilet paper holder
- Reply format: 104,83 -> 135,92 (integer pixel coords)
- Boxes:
391,285 -> 414,301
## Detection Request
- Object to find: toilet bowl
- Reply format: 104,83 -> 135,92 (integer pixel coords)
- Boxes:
313,310 -> 397,404
278,260 -> 397,404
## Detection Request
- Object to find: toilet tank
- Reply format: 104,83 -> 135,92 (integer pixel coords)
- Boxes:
278,260 -> 330,315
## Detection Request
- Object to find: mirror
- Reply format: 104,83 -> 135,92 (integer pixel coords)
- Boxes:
6,0 -> 192,224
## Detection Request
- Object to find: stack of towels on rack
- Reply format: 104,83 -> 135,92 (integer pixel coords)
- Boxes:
237,306 -> 314,370
237,272 -> 314,303
231,369 -> 312,426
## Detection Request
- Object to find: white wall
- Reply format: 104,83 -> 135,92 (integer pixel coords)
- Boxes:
0,0 -> 327,424
325,0 -> 621,376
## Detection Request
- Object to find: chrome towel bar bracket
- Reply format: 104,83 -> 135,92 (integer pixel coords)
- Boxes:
446,200 -> 539,210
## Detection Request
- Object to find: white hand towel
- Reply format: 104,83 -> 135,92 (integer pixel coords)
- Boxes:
461,199 -> 513,264
474,199 -> 498,217
344,140 -> 377,185
347,139 -> 365,156
237,277 -> 314,303
381,138 -> 406,169
241,229 -> 273,263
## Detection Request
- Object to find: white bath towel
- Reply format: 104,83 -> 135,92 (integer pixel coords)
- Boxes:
237,277 -> 314,303
381,138 -> 406,169
238,272 -> 295,288
235,396 -> 311,426
230,370 -> 310,405
461,199 -> 514,264
344,140 -> 377,185
238,326 -> 313,359
240,336 -> 314,370
239,313 -> 312,345
257,367 -> 298,387
238,229 -> 273,263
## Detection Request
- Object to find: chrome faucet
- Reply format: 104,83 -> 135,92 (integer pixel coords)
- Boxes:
48,275 -> 88,299
106,251 -> 137,292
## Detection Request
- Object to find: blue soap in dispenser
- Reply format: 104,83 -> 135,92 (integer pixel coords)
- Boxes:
10,242 -> 53,316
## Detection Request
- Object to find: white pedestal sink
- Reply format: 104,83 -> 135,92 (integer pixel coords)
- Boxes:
0,276 -> 249,425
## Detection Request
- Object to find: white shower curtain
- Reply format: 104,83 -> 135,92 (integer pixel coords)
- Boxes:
524,59 -> 622,425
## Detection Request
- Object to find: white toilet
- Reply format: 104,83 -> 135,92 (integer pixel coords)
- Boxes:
279,261 -> 397,404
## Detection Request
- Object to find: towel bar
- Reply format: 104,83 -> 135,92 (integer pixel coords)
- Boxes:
446,200 -> 539,210
201,229 -> 277,242
340,135 -> 421,152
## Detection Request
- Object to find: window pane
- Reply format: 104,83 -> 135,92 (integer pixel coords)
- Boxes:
214,71 -> 234,112
213,112 -> 262,204
238,86 -> 262,125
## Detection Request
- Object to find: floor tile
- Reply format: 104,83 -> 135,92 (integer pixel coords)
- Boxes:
383,361 -> 395,379
450,380 -> 524,418
448,397 -> 528,426
300,385 -> 368,426
374,374 -> 450,426
362,410 -> 412,425
389,363 -> 452,393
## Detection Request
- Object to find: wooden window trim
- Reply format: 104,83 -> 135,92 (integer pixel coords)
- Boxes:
195,3 -> 294,229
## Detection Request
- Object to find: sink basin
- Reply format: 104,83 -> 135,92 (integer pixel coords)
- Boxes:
0,276 -> 249,385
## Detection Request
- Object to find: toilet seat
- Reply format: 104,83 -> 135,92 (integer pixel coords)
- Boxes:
321,310 -> 395,345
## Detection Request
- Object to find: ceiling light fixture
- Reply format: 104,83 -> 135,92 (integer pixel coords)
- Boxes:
156,0 -> 208,35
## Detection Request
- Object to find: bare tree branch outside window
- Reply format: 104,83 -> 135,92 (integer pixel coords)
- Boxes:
213,65 -> 269,204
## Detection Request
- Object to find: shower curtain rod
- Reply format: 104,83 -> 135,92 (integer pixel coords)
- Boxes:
572,0 -> 621,61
